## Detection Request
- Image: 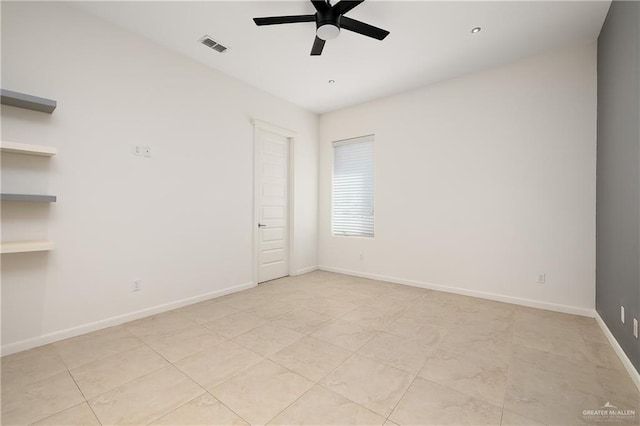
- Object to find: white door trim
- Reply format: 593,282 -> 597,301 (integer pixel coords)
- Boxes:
251,119 -> 296,138
252,118 -> 296,285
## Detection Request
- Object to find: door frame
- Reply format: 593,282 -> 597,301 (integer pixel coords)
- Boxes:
251,118 -> 296,285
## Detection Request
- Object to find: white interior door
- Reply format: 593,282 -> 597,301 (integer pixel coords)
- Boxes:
256,127 -> 289,283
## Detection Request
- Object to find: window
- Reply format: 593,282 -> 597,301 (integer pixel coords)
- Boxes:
332,135 -> 374,237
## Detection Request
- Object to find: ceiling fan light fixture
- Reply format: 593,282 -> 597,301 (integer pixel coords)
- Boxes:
253,0 -> 389,55
317,23 -> 340,40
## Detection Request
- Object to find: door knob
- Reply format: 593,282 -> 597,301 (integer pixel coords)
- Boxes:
258,223 -> 267,228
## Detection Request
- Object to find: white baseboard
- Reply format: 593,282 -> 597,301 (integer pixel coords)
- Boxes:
1,281 -> 256,357
595,312 -> 640,392
295,265 -> 319,275
318,266 -> 595,318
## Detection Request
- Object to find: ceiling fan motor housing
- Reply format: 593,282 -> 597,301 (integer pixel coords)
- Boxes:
316,8 -> 341,40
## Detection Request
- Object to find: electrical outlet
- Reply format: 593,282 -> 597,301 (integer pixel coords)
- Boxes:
132,145 -> 142,156
621,306 -> 625,323
142,146 -> 152,158
536,273 -> 546,284
634,318 -> 638,339
132,279 -> 141,292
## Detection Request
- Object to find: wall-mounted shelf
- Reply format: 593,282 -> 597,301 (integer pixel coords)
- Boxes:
1,89 -> 56,113
0,141 -> 56,157
1,240 -> 54,254
2,141 -> 57,254
2,93 -> 58,255
1,194 -> 57,203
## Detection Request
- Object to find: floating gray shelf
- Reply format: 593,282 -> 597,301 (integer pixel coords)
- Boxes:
1,89 -> 56,113
1,193 -> 57,203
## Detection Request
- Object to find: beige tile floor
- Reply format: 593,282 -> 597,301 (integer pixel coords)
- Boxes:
2,271 -> 639,425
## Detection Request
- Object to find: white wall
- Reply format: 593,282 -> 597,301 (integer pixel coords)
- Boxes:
1,2 -> 318,354
319,43 -> 597,315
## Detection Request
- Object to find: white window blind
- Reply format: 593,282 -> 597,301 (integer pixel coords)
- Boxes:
332,136 -> 374,237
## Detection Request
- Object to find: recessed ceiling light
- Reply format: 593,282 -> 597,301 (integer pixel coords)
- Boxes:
328,80 -> 335,84
471,27 -> 482,34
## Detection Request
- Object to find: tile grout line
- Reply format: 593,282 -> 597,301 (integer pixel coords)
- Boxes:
19,329 -> 148,424
378,332 -> 434,424
229,293 -> 384,424
202,285 -> 344,424
262,382 -> 317,424
72,343 -> 170,392
68,342 -> 183,423
499,352 -> 513,426
64,371 -> 104,425
141,391 -> 206,425
41,346 -> 104,425
206,391 -> 253,426
149,303 -> 257,425
137,342 -> 247,426
384,372 -> 420,423
263,347 -> 375,424
315,340 -> 395,416
129,339 -> 249,425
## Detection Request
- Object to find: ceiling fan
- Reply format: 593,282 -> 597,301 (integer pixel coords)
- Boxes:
253,0 -> 390,56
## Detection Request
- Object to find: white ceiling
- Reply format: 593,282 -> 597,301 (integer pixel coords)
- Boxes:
75,1 -> 611,114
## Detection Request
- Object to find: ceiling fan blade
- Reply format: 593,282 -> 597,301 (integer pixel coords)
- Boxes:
253,15 -> 316,26
311,0 -> 330,12
334,0 -> 365,15
340,16 -> 389,40
311,36 -> 326,55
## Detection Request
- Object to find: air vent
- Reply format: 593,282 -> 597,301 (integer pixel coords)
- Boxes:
199,36 -> 228,53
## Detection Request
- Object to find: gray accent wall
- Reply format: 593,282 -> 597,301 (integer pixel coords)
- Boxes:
596,0 -> 640,372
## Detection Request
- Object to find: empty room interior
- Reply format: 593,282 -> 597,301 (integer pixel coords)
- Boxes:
1,0 -> 639,425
